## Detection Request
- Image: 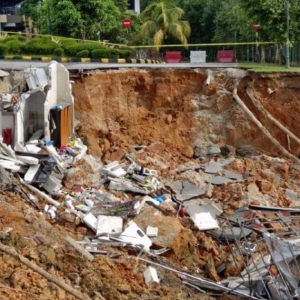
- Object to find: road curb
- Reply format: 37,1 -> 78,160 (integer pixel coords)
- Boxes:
0,55 -> 162,64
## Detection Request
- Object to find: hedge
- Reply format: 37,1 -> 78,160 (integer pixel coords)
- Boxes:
23,37 -> 60,55
76,50 -> 89,58
54,47 -> 64,57
0,35 -> 132,59
0,44 -> 8,55
64,43 -> 107,57
5,40 -> 25,54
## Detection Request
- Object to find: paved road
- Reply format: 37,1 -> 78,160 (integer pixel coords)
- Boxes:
0,60 -> 238,71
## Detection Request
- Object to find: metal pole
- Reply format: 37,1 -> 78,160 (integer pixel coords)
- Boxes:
286,0 -> 290,68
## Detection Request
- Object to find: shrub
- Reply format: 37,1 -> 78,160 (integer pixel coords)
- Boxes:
0,44 -> 8,55
53,47 -> 64,57
91,49 -> 110,59
24,37 -> 59,55
76,50 -> 89,58
60,38 -> 77,48
118,50 -> 131,59
6,40 -> 24,54
64,43 -> 107,57
3,35 -> 26,43
110,49 -> 120,59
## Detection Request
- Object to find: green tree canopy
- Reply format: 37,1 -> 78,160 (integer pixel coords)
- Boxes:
139,0 -> 191,50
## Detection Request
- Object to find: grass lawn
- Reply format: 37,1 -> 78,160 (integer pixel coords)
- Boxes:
238,62 -> 300,73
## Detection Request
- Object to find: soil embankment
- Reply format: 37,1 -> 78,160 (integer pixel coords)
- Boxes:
2,67 -> 300,300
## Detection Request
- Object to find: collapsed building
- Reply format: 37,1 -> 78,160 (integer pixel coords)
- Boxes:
0,64 -> 300,300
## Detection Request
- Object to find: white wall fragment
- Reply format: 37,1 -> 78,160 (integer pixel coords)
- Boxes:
118,221 -> 152,251
146,226 -> 158,237
143,266 -> 160,286
96,216 -> 123,235
191,212 -> 219,230
83,213 -> 98,232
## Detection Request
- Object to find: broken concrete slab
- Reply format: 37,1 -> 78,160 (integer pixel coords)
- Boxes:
100,161 -> 127,178
224,170 -> 248,180
116,221 -> 152,251
144,266 -> 160,285
96,216 -> 123,235
191,212 -> 219,230
204,162 -> 224,174
83,213 -> 98,232
207,176 -> 230,185
167,180 -> 206,201
146,226 -> 158,237
186,202 -> 223,219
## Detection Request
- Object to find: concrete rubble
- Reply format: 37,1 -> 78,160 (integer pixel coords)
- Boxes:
1,66 -> 300,300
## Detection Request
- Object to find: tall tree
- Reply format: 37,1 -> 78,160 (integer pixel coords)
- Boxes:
213,0 -> 252,43
139,0 -> 191,50
176,0 -> 223,43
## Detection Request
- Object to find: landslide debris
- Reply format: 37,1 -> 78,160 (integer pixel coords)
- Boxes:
2,68 -> 300,300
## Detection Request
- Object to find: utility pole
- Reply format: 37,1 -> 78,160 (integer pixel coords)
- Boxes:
286,0 -> 290,68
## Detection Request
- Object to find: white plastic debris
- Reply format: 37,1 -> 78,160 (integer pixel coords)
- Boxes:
143,266 -> 160,285
83,213 -> 98,232
146,226 -> 158,237
191,212 -> 219,230
117,221 -> 152,251
66,199 -> 75,210
96,216 -> 123,235
24,164 -> 40,183
84,199 -> 94,209
44,205 -> 57,219
100,161 -> 127,178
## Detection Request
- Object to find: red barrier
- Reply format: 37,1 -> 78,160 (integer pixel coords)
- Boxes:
164,51 -> 182,63
217,50 -> 235,63
3,128 -> 12,146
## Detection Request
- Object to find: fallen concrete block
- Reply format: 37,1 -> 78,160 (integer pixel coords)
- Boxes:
16,155 -> 39,165
0,159 -> 21,171
117,221 -> 152,251
191,212 -> 219,230
146,226 -> 158,237
100,161 -> 126,178
143,266 -> 160,285
83,213 -> 98,232
24,164 -> 40,183
96,216 -> 123,235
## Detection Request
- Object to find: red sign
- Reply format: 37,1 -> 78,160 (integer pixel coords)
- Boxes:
122,18 -> 132,28
251,24 -> 261,32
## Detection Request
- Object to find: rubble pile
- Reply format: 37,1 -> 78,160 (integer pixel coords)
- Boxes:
2,65 -> 300,300
1,131 -> 300,300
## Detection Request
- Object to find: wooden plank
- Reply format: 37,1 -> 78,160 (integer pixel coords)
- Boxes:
60,106 -> 71,146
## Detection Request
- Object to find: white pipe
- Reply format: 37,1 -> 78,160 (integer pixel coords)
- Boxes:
20,178 -> 60,207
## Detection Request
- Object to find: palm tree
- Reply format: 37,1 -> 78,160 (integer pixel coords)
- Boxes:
139,0 -> 191,50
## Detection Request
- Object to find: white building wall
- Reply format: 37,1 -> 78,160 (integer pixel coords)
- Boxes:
44,61 -> 74,141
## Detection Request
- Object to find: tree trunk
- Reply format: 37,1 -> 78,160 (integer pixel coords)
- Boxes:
247,88 -> 300,147
233,88 -> 300,165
